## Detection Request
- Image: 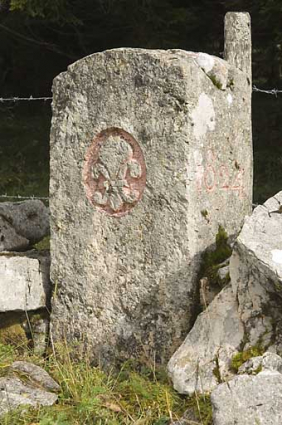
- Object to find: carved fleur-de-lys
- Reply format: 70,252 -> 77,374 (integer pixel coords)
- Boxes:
91,136 -> 142,212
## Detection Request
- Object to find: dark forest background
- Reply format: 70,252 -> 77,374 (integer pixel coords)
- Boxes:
0,0 -> 282,203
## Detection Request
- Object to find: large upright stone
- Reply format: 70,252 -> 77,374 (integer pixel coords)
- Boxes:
50,13 -> 252,364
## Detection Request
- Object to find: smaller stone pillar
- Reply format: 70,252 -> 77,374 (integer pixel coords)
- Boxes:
224,12 -> 252,82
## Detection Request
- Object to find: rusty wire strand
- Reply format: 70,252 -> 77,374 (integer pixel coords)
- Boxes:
0,86 -> 282,102
252,86 -> 282,96
0,194 -> 49,201
0,95 -> 52,102
0,87 -> 279,201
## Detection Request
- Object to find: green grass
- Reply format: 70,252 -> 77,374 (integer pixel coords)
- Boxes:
0,342 -> 213,425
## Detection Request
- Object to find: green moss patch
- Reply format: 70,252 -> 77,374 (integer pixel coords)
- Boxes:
231,346 -> 265,373
33,235 -> 50,251
200,225 -> 232,290
0,314 -> 29,351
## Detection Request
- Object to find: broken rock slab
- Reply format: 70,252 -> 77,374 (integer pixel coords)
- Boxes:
211,369 -> 282,425
230,190 -> 282,351
0,362 -> 59,418
0,251 -> 51,312
0,216 -> 29,251
11,361 -> 60,392
167,284 -> 244,395
0,376 -> 58,418
0,200 -> 49,251
238,351 -> 282,375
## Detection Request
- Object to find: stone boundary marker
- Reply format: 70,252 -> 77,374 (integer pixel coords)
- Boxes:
50,13 -> 252,364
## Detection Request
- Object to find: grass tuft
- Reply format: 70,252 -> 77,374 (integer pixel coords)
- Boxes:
0,341 -> 214,424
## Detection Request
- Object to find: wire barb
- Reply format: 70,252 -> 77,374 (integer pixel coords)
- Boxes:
252,85 -> 282,97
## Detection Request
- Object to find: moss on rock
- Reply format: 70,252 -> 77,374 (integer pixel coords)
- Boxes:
230,345 -> 265,373
200,225 -> 232,290
0,314 -> 29,350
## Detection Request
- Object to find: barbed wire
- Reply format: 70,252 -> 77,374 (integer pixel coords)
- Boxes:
0,195 -> 261,210
0,86 -> 282,103
0,194 -> 261,206
0,95 -> 52,103
0,194 -> 49,201
252,85 -> 282,97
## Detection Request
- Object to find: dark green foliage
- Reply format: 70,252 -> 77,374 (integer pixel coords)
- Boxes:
1,0 -> 282,95
252,94 -> 282,204
9,0 -> 77,23
0,2 -> 280,206
0,103 -> 50,201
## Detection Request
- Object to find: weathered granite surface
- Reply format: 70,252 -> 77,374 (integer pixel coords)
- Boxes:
211,369 -> 282,425
31,315 -> 50,355
0,375 -> 58,418
238,351 -> 282,375
167,284 -> 244,394
230,190 -> 282,352
169,190 -> 282,394
0,200 -> 49,251
50,13 -> 252,364
0,216 -> 29,251
11,361 -> 60,392
0,251 -> 50,312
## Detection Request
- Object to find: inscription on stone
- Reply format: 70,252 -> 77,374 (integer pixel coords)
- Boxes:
195,149 -> 245,197
83,128 -> 146,217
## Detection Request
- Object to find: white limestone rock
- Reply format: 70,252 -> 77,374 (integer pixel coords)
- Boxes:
0,377 -> 57,418
168,285 -> 244,395
0,251 -> 50,312
211,370 -> 282,425
230,190 -> 282,351
238,351 -> 282,375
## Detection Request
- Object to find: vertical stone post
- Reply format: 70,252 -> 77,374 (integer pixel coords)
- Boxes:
224,12 -> 252,82
50,15 -> 253,366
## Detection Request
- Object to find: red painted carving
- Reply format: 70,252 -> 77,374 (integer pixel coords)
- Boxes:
204,165 -> 216,192
83,128 -> 146,217
195,149 -> 245,197
219,165 -> 230,190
